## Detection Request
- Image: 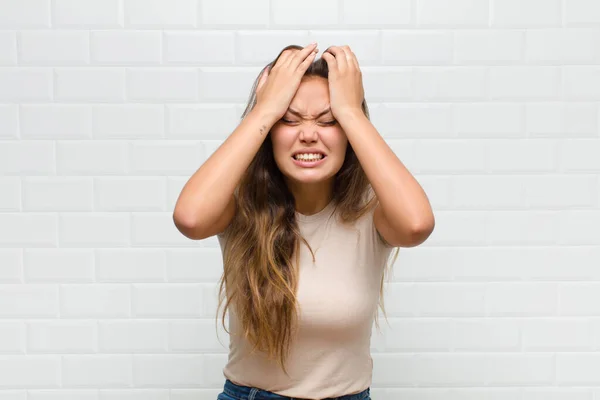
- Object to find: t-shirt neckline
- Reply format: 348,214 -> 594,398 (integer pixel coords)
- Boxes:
294,199 -> 336,223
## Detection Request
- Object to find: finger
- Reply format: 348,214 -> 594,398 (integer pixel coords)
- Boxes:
288,43 -> 318,70
326,46 -> 347,71
255,66 -> 269,93
321,50 -> 337,72
342,46 -> 360,70
298,48 -> 318,71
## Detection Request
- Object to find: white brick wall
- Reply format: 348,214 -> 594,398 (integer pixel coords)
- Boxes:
0,0 -> 599,398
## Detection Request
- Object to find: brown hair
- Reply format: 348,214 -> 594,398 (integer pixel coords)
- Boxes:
215,45 -> 400,376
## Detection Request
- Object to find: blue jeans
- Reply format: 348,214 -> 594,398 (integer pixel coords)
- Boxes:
217,378 -> 371,400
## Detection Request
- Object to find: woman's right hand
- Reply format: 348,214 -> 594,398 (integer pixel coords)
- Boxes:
254,43 -> 319,122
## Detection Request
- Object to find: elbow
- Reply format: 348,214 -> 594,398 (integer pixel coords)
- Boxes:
410,217 -> 435,246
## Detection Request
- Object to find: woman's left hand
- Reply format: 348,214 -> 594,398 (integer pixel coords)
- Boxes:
321,45 -> 365,120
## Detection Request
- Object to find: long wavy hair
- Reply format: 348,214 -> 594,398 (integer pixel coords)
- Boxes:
215,44 -> 400,376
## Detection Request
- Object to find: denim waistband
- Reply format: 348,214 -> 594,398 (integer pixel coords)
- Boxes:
223,378 -> 371,400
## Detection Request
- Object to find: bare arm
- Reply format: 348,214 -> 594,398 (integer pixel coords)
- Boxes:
173,107 -> 277,240
173,43 -> 319,240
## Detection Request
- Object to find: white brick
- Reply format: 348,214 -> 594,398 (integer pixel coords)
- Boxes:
373,104 -> 453,137
62,355 -> 132,387
91,32 -> 161,65
492,0 -> 562,27
454,103 -> 525,137
53,0 -> 122,27
558,211 -> 600,245
484,354 -> 554,385
522,319 -> 593,350
99,321 -> 168,352
100,390 -> 168,400
523,175 -> 597,208
486,283 -> 557,316
93,105 -> 164,138
526,103 -> 599,137
132,355 -> 203,386
167,105 -> 239,139
487,211 -> 559,244
19,32 -> 89,65
164,32 -> 235,65
126,69 -> 198,102
0,105 -> 18,139
452,319 -> 520,350
132,284 -> 202,317
489,67 -> 561,100
565,0 -> 600,26
361,68 -> 413,101
454,30 -> 524,64
199,67 -> 261,101
22,176 -> 93,212
560,283 -> 600,315
24,249 -> 94,282
166,249 -> 224,282
0,69 -> 52,102
0,322 -> 26,353
132,212 -> 197,247
0,141 -> 54,175
94,177 -> 166,211
28,390 -> 98,400
383,319 -> 453,350
342,0 -> 411,26
563,66 -> 600,100
0,214 -> 57,247
556,354 -> 600,384
0,0 -> 50,28
558,139 -> 600,172
60,284 -> 131,318
526,29 -> 600,64
486,139 -> 557,172
417,0 -> 488,26
451,176 -> 525,209
0,356 -> 60,388
0,178 -> 20,212
414,140 -> 487,173
28,321 -> 96,353
234,32 -> 307,65
423,211 -> 487,246
129,141 -> 204,175
382,31 -> 453,65
0,250 -> 21,282
200,0 -> 269,26
272,0 -> 338,26
95,249 -> 166,282
0,285 -> 58,317
59,214 -> 130,247
20,105 -> 92,139
55,68 -> 125,102
413,67 -> 487,101
125,0 -> 196,27
56,141 -> 128,175
0,32 -> 17,65
169,320 -> 229,352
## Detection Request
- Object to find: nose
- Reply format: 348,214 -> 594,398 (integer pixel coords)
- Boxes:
299,126 -> 319,142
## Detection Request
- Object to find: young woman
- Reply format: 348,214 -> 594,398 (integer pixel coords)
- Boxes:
174,43 -> 435,400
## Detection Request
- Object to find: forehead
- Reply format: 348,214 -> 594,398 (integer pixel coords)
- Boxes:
288,77 -> 330,114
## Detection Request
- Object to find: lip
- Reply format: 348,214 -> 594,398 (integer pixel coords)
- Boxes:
291,154 -> 327,168
291,148 -> 327,157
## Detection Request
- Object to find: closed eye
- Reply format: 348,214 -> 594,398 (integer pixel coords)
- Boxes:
280,118 -> 337,126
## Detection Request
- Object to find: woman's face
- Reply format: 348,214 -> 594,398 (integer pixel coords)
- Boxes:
270,76 -> 348,186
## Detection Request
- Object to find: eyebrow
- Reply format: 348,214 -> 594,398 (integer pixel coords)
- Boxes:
287,107 -> 332,119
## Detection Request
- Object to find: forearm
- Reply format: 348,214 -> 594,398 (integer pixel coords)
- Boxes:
173,107 -> 277,228
338,110 -> 434,231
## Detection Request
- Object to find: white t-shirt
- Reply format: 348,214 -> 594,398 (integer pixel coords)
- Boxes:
217,199 -> 394,399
